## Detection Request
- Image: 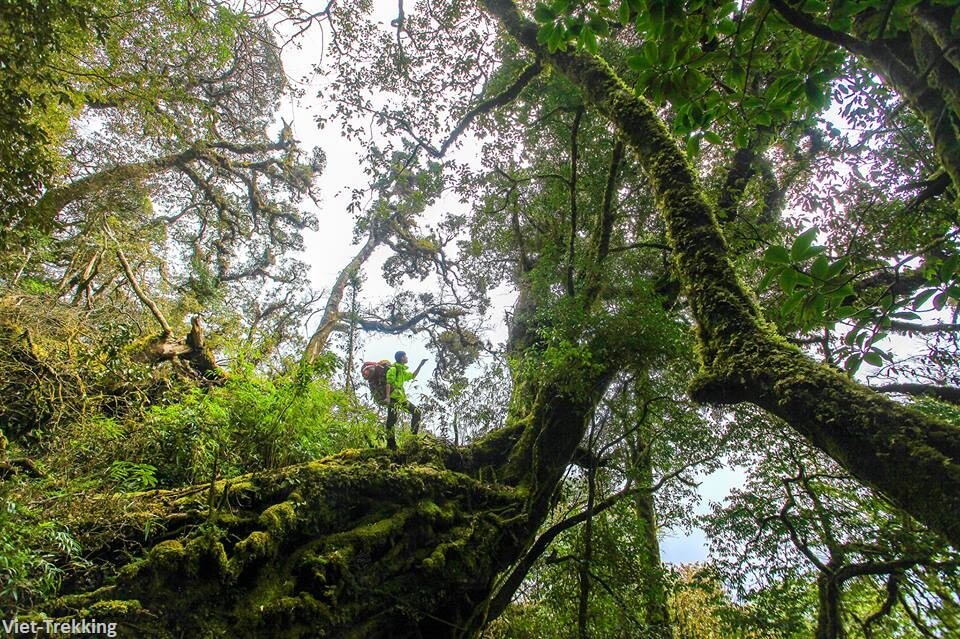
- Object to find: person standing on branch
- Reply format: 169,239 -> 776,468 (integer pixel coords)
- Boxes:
384,350 -> 426,450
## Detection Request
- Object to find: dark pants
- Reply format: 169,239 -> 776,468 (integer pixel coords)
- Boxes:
385,400 -> 422,449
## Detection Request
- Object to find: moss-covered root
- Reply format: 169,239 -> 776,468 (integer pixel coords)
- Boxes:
42,453 -> 526,638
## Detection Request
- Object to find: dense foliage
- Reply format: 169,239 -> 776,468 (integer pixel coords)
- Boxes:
1,0 -> 959,637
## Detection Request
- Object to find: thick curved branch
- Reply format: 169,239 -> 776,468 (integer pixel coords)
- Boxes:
33,150 -> 200,225
768,0 -> 872,55
852,267 -> 928,299
888,320 -> 960,334
114,246 -> 172,337
32,137 -> 294,225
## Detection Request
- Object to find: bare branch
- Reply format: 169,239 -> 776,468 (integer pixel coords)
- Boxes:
874,383 -> 960,405
113,243 -> 171,337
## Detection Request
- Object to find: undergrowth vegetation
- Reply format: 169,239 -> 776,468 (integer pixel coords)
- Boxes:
0,290 -> 382,611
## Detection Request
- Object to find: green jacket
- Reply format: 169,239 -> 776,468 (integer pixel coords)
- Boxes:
386,362 -> 415,403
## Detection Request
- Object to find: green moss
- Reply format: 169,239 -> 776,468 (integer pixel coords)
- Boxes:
147,539 -> 186,571
232,530 -> 276,564
258,500 -> 298,536
39,449 -> 528,637
184,534 -> 229,578
87,599 -> 143,616
417,499 -> 453,524
421,529 -> 469,573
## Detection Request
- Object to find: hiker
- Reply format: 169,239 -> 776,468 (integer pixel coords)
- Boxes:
384,350 -> 427,450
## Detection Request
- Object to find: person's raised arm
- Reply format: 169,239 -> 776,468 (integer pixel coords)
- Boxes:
413,358 -> 428,377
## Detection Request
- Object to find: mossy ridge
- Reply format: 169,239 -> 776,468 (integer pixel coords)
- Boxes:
42,448 -> 526,637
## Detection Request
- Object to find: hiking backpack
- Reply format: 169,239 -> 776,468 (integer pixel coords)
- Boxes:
361,360 -> 392,405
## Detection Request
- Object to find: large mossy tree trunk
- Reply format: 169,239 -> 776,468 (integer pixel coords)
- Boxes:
479,0 -> 960,548
40,335 -> 611,637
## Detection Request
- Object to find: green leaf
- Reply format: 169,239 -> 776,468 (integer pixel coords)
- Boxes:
781,290 -> 805,315
828,283 -> 855,304
863,351 -> 883,367
589,15 -> 609,36
734,128 -> 748,148
580,25 -> 598,53
537,23 -> 554,45
728,64 -> 745,89
834,306 -> 857,319
757,268 -> 778,292
794,272 -> 814,288
912,288 -> 939,310
844,354 -> 862,375
933,292 -> 947,310
811,255 -> 829,280
780,268 -> 799,294
704,130 -> 723,144
826,257 -> 848,279
798,294 -> 820,328
764,245 -> 790,264
718,18 -> 737,36
892,311 -> 920,320
844,328 -> 859,345
790,227 -> 818,261
939,254 -> 960,283
643,41 -> 658,65
804,77 -> 826,108
534,3 -> 556,22
787,49 -> 802,70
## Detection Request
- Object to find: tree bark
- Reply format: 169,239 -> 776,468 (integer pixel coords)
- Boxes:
816,572 -> 845,639
630,432 -> 673,638
303,225 -> 382,362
